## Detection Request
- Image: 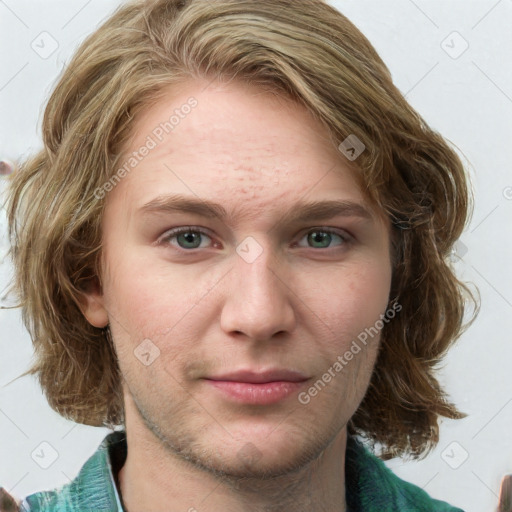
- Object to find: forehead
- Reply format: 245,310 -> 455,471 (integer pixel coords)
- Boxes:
109,79 -> 373,218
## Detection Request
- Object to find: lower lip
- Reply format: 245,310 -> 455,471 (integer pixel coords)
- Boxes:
204,380 -> 306,405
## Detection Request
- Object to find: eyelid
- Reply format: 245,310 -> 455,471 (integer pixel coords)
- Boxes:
157,225 -> 353,250
297,226 -> 352,242
157,226 -> 215,247
292,227 -> 353,250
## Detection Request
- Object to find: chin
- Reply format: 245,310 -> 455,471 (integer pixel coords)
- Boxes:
204,451 -> 313,480
194,434 -> 324,480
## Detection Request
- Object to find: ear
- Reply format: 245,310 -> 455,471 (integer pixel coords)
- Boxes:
77,276 -> 109,328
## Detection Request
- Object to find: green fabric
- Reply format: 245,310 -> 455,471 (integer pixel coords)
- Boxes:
344,437 -> 464,511
20,431 -> 126,512
2,431 -> 464,511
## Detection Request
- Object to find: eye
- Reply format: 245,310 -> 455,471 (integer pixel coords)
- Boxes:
157,226 -> 351,252
159,227 -> 214,250
295,228 -> 351,249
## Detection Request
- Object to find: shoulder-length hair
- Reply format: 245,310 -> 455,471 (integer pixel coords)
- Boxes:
4,0 -> 478,459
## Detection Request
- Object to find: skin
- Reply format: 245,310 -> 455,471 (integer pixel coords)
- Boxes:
81,79 -> 392,512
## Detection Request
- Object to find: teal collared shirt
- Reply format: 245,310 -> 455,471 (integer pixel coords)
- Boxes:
3,431 -> 464,511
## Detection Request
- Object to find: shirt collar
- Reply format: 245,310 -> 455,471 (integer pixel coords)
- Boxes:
22,429 -> 448,512
22,430 -> 127,512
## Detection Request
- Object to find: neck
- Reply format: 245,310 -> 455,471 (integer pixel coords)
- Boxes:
117,425 -> 347,512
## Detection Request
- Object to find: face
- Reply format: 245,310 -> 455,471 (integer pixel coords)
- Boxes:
83,79 -> 392,478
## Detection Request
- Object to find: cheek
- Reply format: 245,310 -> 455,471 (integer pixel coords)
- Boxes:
103,252 -> 217,358
102,255 -> 173,340
306,261 -> 392,338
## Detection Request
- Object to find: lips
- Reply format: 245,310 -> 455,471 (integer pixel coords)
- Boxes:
204,369 -> 309,384
203,369 -> 310,405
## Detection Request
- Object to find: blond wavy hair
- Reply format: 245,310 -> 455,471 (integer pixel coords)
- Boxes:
4,0 -> 478,459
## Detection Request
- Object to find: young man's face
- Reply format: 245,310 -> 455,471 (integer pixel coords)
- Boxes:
83,79 -> 392,477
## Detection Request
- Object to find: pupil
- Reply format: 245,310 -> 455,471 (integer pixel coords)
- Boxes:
310,231 -> 330,248
180,231 -> 200,248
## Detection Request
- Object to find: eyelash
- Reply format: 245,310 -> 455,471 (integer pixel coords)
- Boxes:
158,226 -> 352,252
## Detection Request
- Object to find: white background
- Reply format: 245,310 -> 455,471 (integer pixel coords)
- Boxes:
1,1 -> 511,511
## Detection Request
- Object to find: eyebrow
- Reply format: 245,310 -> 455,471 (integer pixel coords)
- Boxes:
138,193 -> 374,225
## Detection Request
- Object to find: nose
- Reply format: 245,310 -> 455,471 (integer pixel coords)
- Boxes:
220,242 -> 297,342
